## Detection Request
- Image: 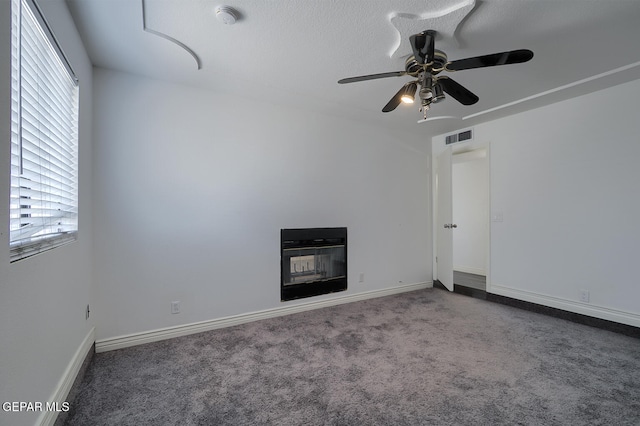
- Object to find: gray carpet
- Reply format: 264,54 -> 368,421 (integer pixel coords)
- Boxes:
64,288 -> 640,425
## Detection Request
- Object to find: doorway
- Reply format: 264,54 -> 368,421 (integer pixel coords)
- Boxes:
452,148 -> 488,296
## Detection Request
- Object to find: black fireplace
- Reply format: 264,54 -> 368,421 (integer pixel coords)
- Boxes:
281,227 -> 347,301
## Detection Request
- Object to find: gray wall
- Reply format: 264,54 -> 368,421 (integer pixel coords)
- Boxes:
434,78 -> 640,326
92,68 -> 432,342
0,1 -> 94,425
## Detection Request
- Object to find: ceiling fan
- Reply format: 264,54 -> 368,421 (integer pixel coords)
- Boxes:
338,30 -> 533,120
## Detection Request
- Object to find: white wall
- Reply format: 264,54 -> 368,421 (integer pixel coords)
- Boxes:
0,1 -> 94,425
452,151 -> 488,275
434,78 -> 640,327
92,69 -> 431,341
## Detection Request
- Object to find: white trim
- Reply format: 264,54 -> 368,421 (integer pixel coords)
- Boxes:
141,0 -> 201,70
485,144 -> 492,294
96,282 -> 431,353
417,115 -> 458,124
463,61 -> 640,121
453,266 -> 485,276
37,327 -> 95,426
490,284 -> 640,328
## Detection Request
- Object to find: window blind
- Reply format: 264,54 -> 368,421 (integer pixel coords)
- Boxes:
10,0 -> 79,262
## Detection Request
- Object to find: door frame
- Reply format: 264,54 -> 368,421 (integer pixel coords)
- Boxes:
432,141 -> 492,293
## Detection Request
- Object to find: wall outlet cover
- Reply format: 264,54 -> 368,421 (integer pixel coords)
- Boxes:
580,290 -> 590,303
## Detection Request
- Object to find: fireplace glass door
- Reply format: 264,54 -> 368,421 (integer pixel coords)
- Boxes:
281,228 -> 347,301
283,245 -> 346,286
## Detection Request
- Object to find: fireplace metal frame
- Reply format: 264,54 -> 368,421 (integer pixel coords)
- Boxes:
280,227 -> 347,301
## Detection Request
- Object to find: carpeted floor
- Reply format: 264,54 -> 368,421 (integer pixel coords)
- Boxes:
64,288 -> 640,425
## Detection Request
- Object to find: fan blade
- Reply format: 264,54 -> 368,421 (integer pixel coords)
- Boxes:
382,85 -> 407,113
438,77 -> 479,105
446,49 -> 533,71
338,71 -> 406,84
409,30 -> 436,64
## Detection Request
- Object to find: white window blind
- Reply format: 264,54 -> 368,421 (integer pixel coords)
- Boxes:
10,0 -> 79,262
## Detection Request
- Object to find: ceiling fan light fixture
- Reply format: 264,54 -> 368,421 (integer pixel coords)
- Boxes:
400,95 -> 414,104
400,83 -> 417,104
419,87 -> 433,101
432,83 -> 445,103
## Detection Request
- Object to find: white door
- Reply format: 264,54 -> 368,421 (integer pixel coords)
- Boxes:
436,147 -> 454,291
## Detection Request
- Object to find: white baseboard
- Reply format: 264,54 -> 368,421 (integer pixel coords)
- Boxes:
490,284 -> 640,328
37,327 -> 95,426
96,282 -> 431,353
453,265 -> 485,276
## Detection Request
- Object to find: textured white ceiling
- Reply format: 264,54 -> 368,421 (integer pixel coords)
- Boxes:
66,0 -> 640,139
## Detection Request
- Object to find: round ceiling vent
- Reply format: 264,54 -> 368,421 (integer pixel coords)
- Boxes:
215,6 -> 239,25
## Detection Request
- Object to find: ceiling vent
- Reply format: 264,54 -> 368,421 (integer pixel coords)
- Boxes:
445,128 -> 473,145
215,6 -> 240,25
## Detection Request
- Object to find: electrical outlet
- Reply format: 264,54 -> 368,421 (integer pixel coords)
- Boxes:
171,301 -> 180,314
359,273 -> 365,283
580,290 -> 590,303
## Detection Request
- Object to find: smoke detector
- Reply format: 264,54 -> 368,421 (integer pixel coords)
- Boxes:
215,6 -> 239,25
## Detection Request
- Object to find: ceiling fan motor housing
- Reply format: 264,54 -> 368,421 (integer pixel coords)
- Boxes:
431,50 -> 448,73
405,57 -> 422,75
405,50 -> 448,76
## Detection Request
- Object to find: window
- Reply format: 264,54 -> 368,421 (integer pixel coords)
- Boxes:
10,0 -> 79,262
